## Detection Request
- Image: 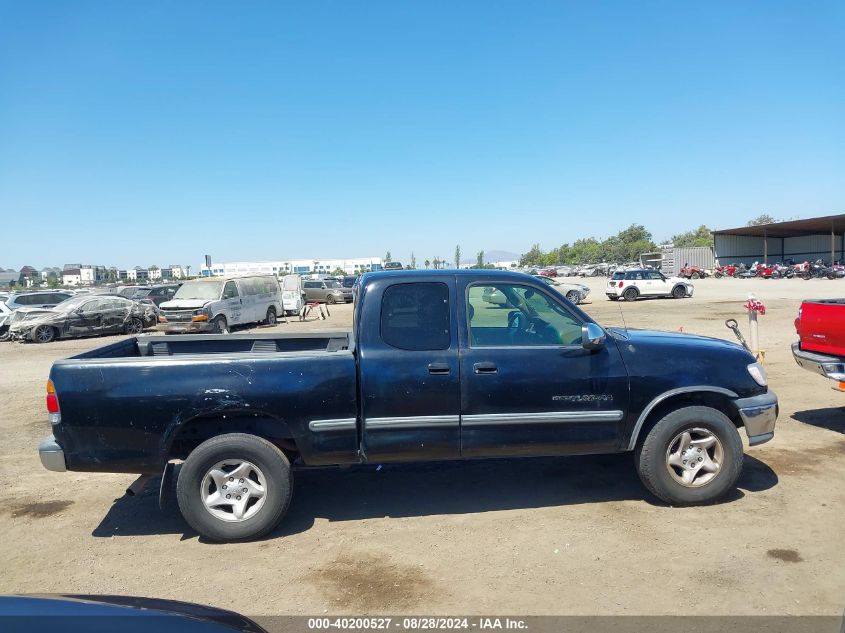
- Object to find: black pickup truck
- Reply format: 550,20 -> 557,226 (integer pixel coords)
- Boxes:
39,270 -> 778,542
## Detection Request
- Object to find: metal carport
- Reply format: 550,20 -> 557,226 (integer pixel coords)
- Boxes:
712,214 -> 845,266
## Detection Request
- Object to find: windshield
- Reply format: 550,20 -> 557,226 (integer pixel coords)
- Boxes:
173,281 -> 223,300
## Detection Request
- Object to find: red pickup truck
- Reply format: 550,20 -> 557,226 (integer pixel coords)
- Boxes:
792,299 -> 845,389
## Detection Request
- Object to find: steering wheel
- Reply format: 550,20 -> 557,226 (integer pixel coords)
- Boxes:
507,310 -> 526,331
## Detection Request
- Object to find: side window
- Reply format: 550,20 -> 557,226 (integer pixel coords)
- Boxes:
467,284 -> 582,347
380,282 -> 450,351
17,295 -> 35,305
646,271 -> 663,280
222,281 -> 239,299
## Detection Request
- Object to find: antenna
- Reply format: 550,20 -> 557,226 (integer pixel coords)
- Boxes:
617,300 -> 629,337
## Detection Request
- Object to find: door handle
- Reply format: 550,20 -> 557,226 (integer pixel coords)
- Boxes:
473,362 -> 498,374
428,363 -> 451,375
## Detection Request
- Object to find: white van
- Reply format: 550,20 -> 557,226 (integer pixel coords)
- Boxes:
280,274 -> 304,316
157,275 -> 282,334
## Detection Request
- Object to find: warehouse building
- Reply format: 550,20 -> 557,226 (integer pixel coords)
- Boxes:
713,214 -> 845,266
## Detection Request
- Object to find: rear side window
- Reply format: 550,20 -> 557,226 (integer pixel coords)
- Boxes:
611,272 -> 624,280
381,282 -> 450,351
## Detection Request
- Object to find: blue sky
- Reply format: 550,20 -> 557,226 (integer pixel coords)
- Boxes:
1,1 -> 843,269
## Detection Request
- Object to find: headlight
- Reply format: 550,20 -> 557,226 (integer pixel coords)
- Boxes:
747,362 -> 767,387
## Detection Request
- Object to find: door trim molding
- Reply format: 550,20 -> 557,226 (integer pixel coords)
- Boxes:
462,411 -> 624,426
366,415 -> 460,429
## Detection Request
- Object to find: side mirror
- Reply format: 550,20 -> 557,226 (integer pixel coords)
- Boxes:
581,322 -> 606,350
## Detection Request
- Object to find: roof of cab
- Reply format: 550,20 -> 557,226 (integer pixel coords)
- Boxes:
363,269 -> 534,282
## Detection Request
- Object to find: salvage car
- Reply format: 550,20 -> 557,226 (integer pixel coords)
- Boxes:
37,270 -> 777,542
532,275 -> 591,304
0,302 -> 11,341
792,298 -> 845,390
606,268 -> 693,301
9,295 -> 155,343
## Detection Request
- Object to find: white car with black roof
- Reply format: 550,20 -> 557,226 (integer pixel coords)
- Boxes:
606,268 -> 693,301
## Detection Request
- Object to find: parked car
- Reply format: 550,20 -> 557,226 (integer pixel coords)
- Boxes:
0,302 -> 12,341
4,290 -> 73,311
606,269 -> 693,301
0,594 -> 268,633
532,275 -> 591,304
302,279 -> 347,304
158,275 -> 283,334
382,261 -> 404,270
280,274 -> 304,316
9,295 -> 156,343
792,299 -> 845,389
538,268 -> 557,278
130,283 -> 182,307
38,270 -> 777,542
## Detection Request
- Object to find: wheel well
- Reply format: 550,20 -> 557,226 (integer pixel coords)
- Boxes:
167,413 -> 299,462
631,391 -> 743,450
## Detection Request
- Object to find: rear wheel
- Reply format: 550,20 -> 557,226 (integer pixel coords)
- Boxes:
126,317 -> 144,335
635,406 -> 742,505
622,287 -> 639,302
565,290 -> 580,304
326,295 -> 336,305
33,325 -> 56,344
176,433 -> 292,542
691,272 -> 701,279
265,307 -> 277,325
672,285 -> 687,299
714,271 -> 723,278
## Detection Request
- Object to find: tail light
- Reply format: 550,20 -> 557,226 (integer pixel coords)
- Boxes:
46,379 -> 61,425
618,281 -> 624,288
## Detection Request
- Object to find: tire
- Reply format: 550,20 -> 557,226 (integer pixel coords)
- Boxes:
176,433 -> 293,542
691,272 -> 701,280
326,295 -> 336,305
672,285 -> 687,299
32,325 -> 56,344
714,272 -> 723,279
264,307 -> 277,326
211,315 -> 229,334
635,406 -> 743,505
801,272 -> 811,280
771,271 -> 780,279
565,290 -> 580,305
125,317 -> 144,335
622,287 -> 639,302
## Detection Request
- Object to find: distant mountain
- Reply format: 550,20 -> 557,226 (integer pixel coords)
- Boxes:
460,249 -> 520,265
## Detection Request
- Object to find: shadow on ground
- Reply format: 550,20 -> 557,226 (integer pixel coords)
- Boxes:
92,453 -> 777,541
792,407 -> 845,434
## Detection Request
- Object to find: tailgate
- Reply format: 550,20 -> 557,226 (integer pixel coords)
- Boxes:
798,300 -> 845,356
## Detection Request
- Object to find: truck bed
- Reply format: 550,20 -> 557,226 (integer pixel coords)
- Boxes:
796,300 -> 845,357
64,331 -> 354,361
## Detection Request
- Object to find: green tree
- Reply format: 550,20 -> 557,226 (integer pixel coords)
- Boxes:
520,244 -> 545,267
331,267 -> 345,276
671,225 -> 712,247
384,251 -> 392,263
476,250 -> 485,268
747,214 -> 776,226
410,252 -> 416,269
424,259 -> 431,269
454,244 -> 461,269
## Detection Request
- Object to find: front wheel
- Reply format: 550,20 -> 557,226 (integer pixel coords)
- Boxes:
635,406 -> 743,505
691,272 -> 701,279
211,315 -> 229,334
176,433 -> 293,542
265,307 -> 277,325
672,285 -> 687,299
326,295 -> 336,305
32,325 -> 56,344
565,290 -> 580,305
714,272 -> 723,278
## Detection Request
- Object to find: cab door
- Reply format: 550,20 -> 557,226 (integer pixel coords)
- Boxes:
357,277 -> 461,461
221,280 -> 243,324
458,279 -> 629,457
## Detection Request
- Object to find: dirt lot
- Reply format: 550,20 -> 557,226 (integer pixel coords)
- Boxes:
1,277 -> 843,616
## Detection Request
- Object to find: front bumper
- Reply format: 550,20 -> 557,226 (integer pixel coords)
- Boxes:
39,435 -> 66,472
792,342 -> 845,383
155,321 -> 212,334
734,391 -> 778,446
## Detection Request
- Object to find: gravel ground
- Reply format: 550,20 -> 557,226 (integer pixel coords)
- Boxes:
1,277 -> 843,616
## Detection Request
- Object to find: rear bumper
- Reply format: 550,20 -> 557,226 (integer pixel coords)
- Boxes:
38,435 -> 66,472
792,342 -> 845,382
734,391 -> 778,446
